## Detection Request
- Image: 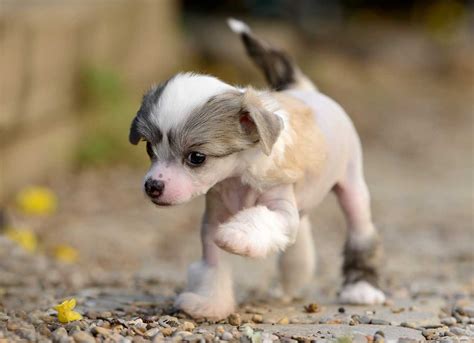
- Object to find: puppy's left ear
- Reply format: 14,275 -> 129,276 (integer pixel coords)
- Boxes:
129,116 -> 142,145
240,88 -> 283,155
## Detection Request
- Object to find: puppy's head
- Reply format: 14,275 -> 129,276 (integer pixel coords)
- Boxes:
129,73 -> 283,206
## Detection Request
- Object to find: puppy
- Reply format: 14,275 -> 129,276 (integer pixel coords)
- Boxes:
129,19 -> 385,319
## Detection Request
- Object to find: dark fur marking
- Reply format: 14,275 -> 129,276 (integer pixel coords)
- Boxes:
240,32 -> 296,91
342,234 -> 383,287
129,79 -> 171,145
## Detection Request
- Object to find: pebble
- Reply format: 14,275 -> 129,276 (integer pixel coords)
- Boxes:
277,316 -> 289,325
441,317 -> 457,326
251,314 -> 263,323
144,328 -> 160,338
359,316 -> 372,324
450,327 -> 468,336
181,321 -> 195,332
173,330 -> 192,337
158,316 -> 180,328
221,331 -> 233,340
370,318 -> 391,325
91,326 -> 112,336
304,303 -> 320,313
458,306 -> 474,318
52,327 -> 69,342
160,327 -> 174,336
400,322 -> 417,329
374,330 -> 385,343
228,313 -> 241,326
422,328 -> 442,339
438,338 -> 455,343
72,331 -> 96,343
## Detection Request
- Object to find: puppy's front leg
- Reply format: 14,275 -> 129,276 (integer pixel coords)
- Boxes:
174,191 -> 235,319
214,184 -> 299,258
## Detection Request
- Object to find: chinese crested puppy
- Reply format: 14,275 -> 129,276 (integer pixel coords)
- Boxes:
129,19 -> 385,319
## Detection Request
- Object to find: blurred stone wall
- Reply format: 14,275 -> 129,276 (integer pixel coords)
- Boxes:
0,0 -> 183,203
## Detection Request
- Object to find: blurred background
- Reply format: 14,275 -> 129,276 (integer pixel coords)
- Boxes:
0,0 -> 473,314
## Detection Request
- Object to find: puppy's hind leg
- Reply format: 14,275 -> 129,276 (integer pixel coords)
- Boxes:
278,215 -> 316,300
335,164 -> 385,305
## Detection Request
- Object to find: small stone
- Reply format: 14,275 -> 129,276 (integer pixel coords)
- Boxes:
459,306 -> 474,318
228,313 -> 241,326
251,314 -> 263,323
359,316 -> 372,324
173,330 -> 192,337
0,313 -> 9,321
277,317 -> 289,325
374,331 -> 385,343
338,307 -> 346,314
450,327 -> 467,336
17,328 -> 36,342
390,307 -> 404,314
85,311 -> 99,320
370,318 -> 391,325
441,317 -> 457,326
144,328 -> 160,337
215,325 -> 225,334
91,326 -> 112,336
6,320 -> 20,331
400,322 -> 417,329
158,316 -> 180,328
52,327 -> 68,342
221,332 -> 233,340
160,327 -> 174,337
98,311 -> 112,319
181,321 -> 195,332
72,331 -> 95,343
304,303 -> 320,313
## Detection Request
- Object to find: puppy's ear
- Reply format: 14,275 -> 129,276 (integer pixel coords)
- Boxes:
240,88 -> 282,155
129,116 -> 142,145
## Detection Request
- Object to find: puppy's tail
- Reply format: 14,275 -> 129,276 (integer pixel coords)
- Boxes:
228,18 -> 316,92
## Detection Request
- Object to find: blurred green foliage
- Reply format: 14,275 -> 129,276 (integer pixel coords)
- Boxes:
76,66 -> 148,168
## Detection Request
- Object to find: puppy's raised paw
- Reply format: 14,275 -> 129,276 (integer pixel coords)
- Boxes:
339,281 -> 386,305
214,206 -> 289,258
175,292 -> 234,320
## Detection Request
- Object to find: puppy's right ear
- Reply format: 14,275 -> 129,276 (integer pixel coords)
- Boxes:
129,116 -> 142,145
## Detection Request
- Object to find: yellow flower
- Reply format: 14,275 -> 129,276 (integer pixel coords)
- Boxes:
16,186 -> 57,215
5,228 -> 37,253
54,245 -> 79,263
54,298 -> 83,323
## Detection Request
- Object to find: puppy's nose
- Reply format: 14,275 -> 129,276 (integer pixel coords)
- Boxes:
145,178 -> 165,198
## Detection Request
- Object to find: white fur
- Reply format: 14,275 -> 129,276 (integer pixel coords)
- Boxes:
174,260 -> 235,319
151,73 -> 235,132
214,205 -> 292,258
339,281 -> 386,305
279,216 -> 316,299
227,18 -> 251,34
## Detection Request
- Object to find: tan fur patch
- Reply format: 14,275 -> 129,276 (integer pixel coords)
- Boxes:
263,92 -> 327,185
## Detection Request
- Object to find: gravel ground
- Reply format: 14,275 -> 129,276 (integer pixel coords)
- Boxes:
1,26 -> 473,342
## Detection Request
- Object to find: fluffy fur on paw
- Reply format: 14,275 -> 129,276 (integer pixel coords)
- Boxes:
339,281 -> 386,305
214,206 -> 290,258
174,260 -> 235,319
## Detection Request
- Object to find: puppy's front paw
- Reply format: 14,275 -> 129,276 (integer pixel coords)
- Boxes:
214,206 -> 290,258
175,292 -> 234,320
339,281 -> 386,305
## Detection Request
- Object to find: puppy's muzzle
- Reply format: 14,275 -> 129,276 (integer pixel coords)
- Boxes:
145,178 -> 165,199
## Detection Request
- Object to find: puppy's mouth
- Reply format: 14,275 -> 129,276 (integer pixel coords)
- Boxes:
150,198 -> 173,207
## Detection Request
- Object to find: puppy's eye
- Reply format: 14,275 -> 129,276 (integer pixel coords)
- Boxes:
146,142 -> 154,158
186,151 -> 206,167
